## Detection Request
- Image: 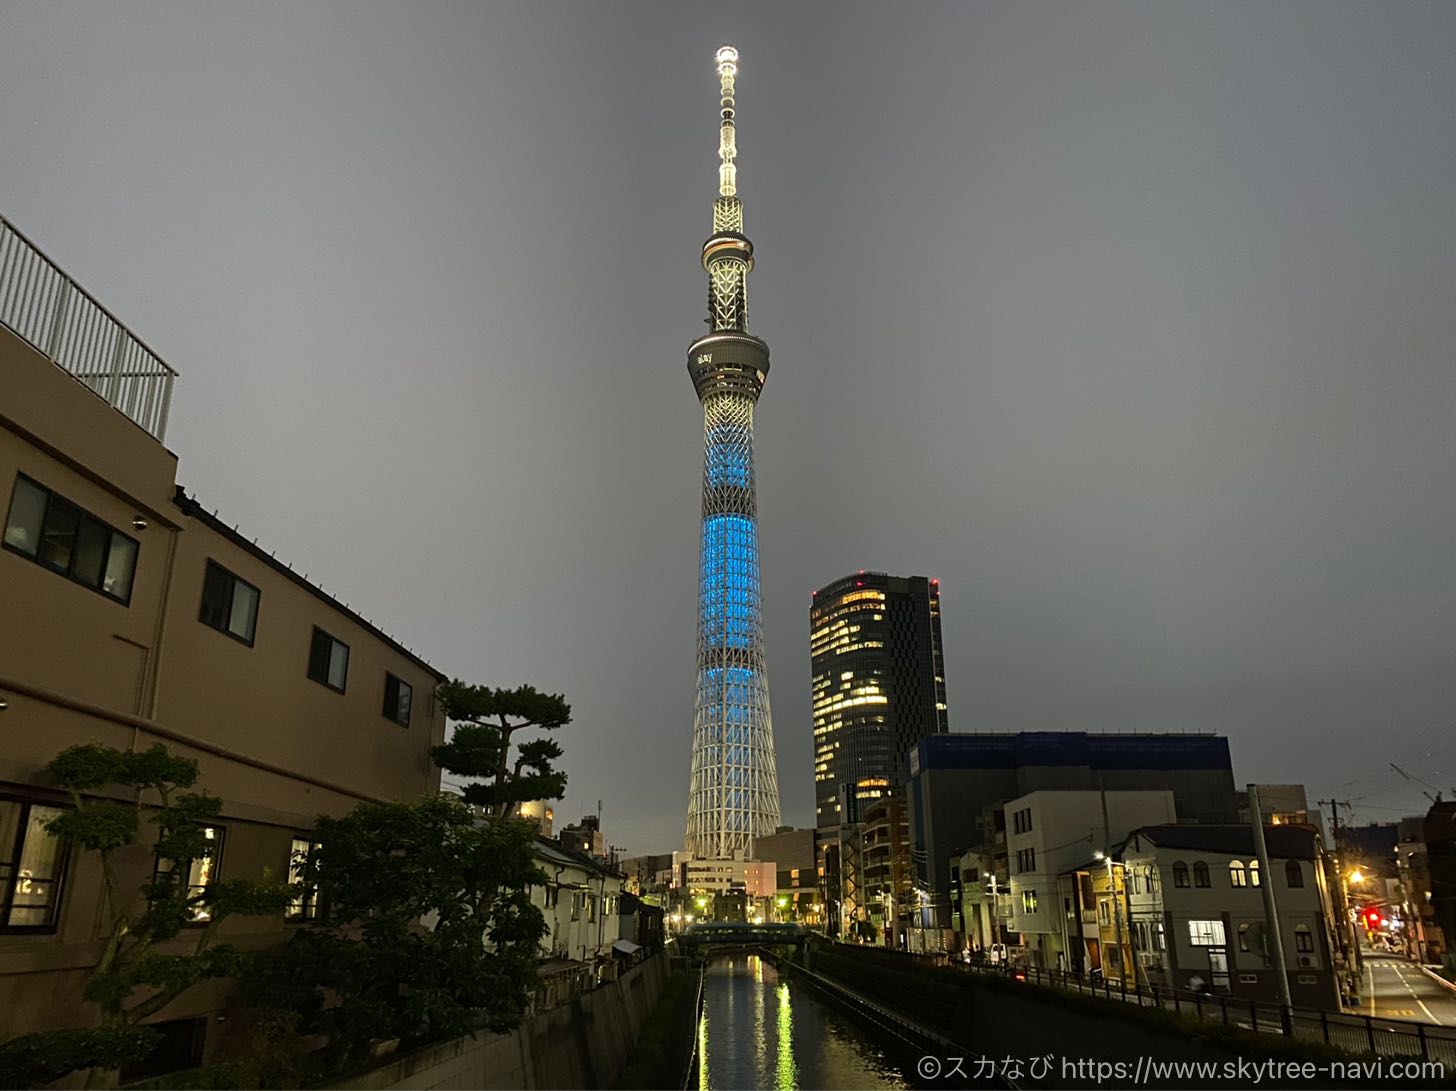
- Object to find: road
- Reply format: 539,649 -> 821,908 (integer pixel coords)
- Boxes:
1363,953 -> 1456,1026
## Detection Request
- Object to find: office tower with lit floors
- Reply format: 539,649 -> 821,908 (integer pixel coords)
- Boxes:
683,46 -> 782,859
811,573 -> 948,829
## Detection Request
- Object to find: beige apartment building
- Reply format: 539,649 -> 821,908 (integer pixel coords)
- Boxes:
0,216 -> 446,1074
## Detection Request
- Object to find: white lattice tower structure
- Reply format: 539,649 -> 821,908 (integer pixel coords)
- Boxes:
683,45 -> 781,858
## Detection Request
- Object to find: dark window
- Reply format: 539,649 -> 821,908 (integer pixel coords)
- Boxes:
3,474 -> 138,603
154,825 -> 224,924
1295,925 -> 1314,953
308,628 -> 349,693
1193,862 -> 1211,888
1172,862 -> 1189,888
383,673 -> 412,726
287,837 -> 324,921
1285,860 -> 1304,888
198,560 -> 260,645
0,798 -> 70,931
118,1018 -> 205,1083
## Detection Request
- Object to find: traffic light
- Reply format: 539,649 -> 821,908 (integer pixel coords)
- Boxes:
1362,908 -> 1383,930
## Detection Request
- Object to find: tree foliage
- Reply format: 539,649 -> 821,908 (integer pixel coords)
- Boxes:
431,682 -> 570,816
5,744 -> 291,1089
245,795 -> 548,1075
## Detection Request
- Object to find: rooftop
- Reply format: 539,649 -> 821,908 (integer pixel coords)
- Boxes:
1130,824 -> 1318,859
1,215 -> 177,443
913,731 -> 1233,773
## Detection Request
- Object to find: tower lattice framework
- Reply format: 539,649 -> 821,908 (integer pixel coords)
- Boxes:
684,46 -> 781,859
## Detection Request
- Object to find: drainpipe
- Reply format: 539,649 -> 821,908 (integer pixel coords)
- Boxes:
139,521 -> 180,739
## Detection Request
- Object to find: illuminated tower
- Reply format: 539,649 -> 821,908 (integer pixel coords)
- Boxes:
684,45 -> 781,858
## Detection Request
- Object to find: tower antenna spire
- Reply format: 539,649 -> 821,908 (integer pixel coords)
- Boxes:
715,45 -> 739,197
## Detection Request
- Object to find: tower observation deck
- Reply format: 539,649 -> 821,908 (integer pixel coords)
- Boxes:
683,46 -> 781,859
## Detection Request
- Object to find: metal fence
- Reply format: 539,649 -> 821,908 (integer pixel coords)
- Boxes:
946,957 -> 1456,1066
0,215 -> 176,441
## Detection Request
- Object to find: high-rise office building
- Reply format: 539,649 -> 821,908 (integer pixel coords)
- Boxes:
683,46 -> 781,858
810,572 -> 948,829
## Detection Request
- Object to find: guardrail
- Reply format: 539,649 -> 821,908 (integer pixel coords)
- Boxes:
936,952 -> 1456,1066
679,961 -> 706,1091
0,215 -> 176,441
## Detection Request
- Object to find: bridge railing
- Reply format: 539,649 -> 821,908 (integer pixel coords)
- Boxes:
0,215 -> 177,442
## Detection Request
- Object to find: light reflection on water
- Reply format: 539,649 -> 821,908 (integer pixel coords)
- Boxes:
697,953 -> 909,1091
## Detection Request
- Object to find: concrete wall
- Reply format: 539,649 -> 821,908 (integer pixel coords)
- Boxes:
330,953 -> 671,1091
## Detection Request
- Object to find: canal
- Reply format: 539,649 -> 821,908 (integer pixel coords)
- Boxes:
694,953 -> 913,1090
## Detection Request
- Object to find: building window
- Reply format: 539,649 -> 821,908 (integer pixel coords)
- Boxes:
1229,861 -> 1248,888
1193,862 -> 1210,888
1295,924 -> 1314,953
1021,889 -> 1038,913
545,884 -> 559,908
1188,919 -> 1227,947
1172,862 -> 1189,888
1285,860 -> 1304,888
198,560 -> 260,645
383,674 -> 412,727
286,837 -> 323,921
1016,848 -> 1037,873
0,798 -> 70,931
3,474 -> 139,604
1097,899 -> 1109,926
308,628 -> 349,693
1238,923 -> 1250,951
1249,860 -> 1260,887
154,825 -> 224,924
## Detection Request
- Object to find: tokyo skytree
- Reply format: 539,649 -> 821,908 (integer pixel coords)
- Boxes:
683,45 -> 781,858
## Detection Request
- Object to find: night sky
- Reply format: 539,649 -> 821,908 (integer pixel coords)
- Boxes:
3,3 -> 1454,854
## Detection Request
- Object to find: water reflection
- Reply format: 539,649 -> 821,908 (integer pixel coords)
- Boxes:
697,953 -> 908,1091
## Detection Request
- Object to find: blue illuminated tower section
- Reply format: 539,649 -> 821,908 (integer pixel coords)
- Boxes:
684,45 -> 781,858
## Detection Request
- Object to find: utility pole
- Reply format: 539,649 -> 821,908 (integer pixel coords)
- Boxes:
1250,786 -> 1295,1013
1319,797 -> 1362,982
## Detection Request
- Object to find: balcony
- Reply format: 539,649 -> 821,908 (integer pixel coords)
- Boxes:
1,216 -> 177,442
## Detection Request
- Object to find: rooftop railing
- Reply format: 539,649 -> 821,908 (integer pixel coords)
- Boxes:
0,215 -> 177,442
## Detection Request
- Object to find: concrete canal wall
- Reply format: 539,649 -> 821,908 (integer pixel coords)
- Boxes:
328,954 -> 670,1090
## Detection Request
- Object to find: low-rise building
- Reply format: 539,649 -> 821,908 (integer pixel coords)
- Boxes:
861,796 -> 912,948
1002,789 -> 1176,970
1115,824 -> 1342,1009
0,215 -> 447,1073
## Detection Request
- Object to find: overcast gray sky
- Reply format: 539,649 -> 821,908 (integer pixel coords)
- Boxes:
3,2 -> 1454,853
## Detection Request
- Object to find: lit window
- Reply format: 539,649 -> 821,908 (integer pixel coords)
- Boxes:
0,799 -> 70,931
308,628 -> 350,693
155,825 -> 224,923
4,474 -> 139,603
287,837 -> 323,921
1229,861 -> 1248,888
1295,924 -> 1314,953
199,560 -> 260,645
1187,919 -> 1226,947
1021,889 -> 1038,912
